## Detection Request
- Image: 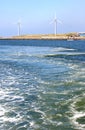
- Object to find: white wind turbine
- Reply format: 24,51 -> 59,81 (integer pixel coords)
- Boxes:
51,13 -> 62,36
54,14 -> 57,36
17,20 -> 21,36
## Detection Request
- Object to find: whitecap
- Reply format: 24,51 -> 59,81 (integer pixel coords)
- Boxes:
51,47 -> 75,52
69,95 -> 85,130
0,106 -> 6,117
30,121 -> 35,127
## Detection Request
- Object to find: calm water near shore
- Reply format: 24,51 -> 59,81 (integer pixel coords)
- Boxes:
0,39 -> 85,130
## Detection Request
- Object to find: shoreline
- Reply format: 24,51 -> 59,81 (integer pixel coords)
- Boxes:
0,34 -> 85,40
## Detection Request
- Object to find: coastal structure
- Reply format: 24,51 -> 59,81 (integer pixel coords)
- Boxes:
78,32 -> 85,36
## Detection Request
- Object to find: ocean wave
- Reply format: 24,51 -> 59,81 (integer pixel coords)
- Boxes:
44,52 -> 85,57
51,47 -> 75,52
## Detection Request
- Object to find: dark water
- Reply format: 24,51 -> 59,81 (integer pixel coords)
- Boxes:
0,39 -> 85,130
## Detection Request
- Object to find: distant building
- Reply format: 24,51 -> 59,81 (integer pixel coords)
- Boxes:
78,32 -> 85,36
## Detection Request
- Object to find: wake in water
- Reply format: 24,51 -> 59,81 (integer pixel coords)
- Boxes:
0,40 -> 85,130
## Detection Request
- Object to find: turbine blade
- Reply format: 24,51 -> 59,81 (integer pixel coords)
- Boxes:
57,19 -> 62,24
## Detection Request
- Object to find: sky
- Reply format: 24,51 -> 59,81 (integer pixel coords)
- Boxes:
0,0 -> 85,36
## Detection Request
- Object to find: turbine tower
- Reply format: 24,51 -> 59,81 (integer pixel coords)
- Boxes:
54,14 -> 57,36
17,21 -> 21,36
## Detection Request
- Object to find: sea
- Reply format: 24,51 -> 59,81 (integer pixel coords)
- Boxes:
0,39 -> 85,130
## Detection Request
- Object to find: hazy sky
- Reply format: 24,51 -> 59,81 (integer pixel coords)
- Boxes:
0,0 -> 85,36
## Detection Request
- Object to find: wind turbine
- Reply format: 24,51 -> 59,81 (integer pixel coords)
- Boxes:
17,20 -> 21,36
54,14 -> 57,36
51,13 -> 62,36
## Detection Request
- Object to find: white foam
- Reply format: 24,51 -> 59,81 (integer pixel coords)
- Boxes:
37,78 -> 50,85
0,106 -> 6,116
30,121 -> 35,127
52,47 -> 75,52
0,76 -> 16,87
0,116 -> 21,123
34,107 -> 46,117
68,63 -> 79,69
70,112 -> 85,130
69,95 -> 85,130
